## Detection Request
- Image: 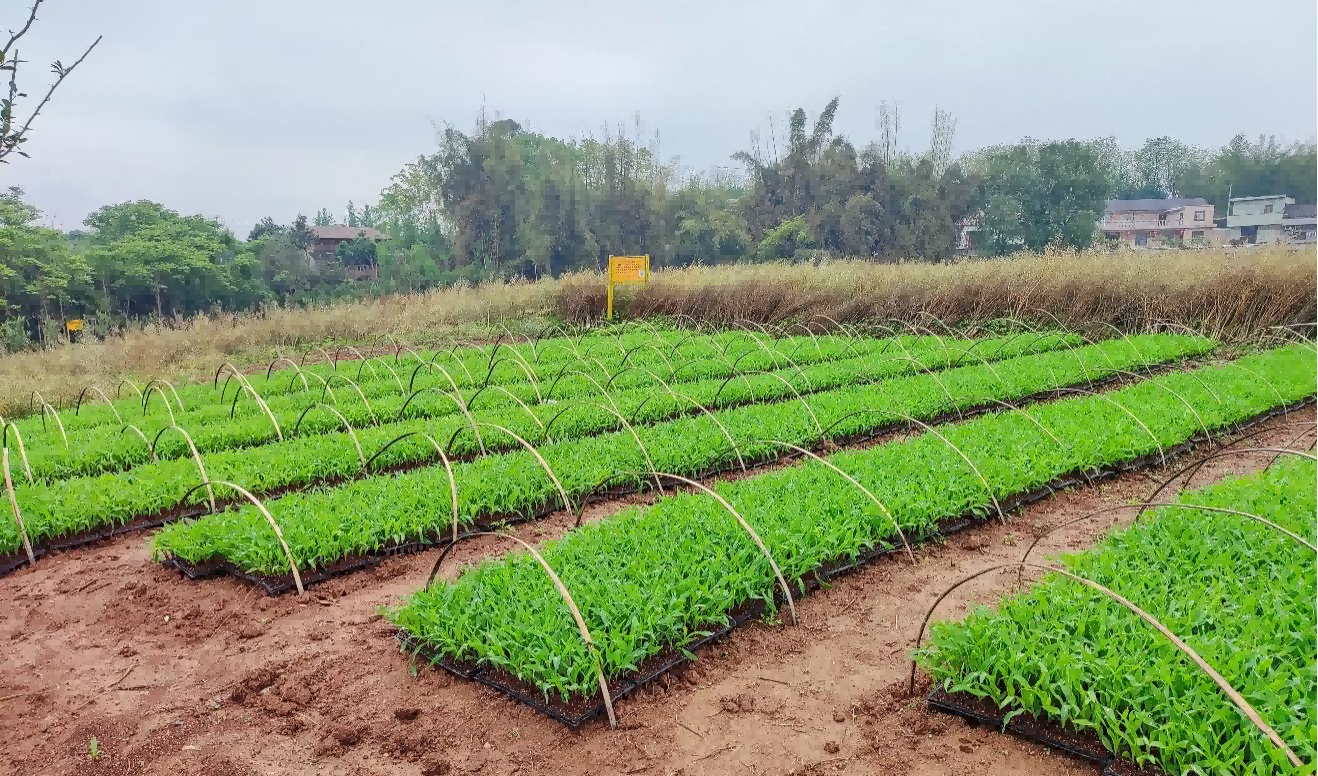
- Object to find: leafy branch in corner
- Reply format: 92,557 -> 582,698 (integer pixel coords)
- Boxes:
1,0 -> 101,164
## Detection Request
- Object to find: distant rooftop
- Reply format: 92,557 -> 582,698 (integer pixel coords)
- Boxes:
1283,203 -> 1316,219
1104,197 -> 1209,213
1228,194 -> 1293,203
309,225 -> 386,240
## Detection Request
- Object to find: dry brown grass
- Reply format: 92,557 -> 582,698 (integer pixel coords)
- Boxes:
1,246 -> 1312,418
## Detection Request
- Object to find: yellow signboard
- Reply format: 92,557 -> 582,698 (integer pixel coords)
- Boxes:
65,319 -> 84,331
606,255 -> 649,319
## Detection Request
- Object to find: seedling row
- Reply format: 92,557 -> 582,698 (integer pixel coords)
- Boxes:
142,334 -> 1215,582
386,345 -> 1313,719
0,332 -> 1117,568
11,331 -> 1009,480
918,458 -> 1316,773
10,325 -> 883,442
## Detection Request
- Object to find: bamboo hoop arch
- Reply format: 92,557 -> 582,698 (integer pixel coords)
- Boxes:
364,432 -> 459,542
421,530 -> 616,727
179,480 -> 304,595
3,448 -> 35,566
264,356 -> 310,393
1,423 -> 34,482
1020,502 -> 1317,573
227,380 -> 284,441
115,380 -> 143,400
649,471 -> 798,625
397,387 -> 485,454
907,561 -> 1302,767
1053,388 -> 1166,466
899,415 -> 1004,524
119,423 -> 156,462
292,404 -> 365,468
151,425 -> 216,512
1138,447 -> 1318,521
359,357 -> 405,394
142,383 -> 178,425
142,379 -> 185,412
38,400 -> 68,448
758,439 -> 914,564
73,385 -> 122,422
477,423 -> 574,512
319,375 -> 379,426
300,347 -> 337,370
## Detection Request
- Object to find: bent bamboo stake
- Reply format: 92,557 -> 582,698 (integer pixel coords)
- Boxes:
1222,363 -> 1287,413
669,388 -> 746,473
759,440 -> 914,565
1021,503 -> 1317,569
3,448 -> 35,566
745,372 -> 823,435
266,357 -> 311,394
908,562 -> 1302,767
142,384 -> 178,426
300,347 -> 337,370
365,358 -> 405,394
115,380 -> 143,401
477,424 -> 572,512
1053,388 -> 1165,466
152,425 -> 216,512
401,387 -> 485,454
320,375 -> 378,426
978,399 -> 1069,452
898,415 -> 1004,524
143,379 -> 185,412
229,381 -> 284,441
651,471 -> 798,626
1138,447 -> 1318,521
119,423 -> 157,462
2,424 -> 34,482
37,401 -> 68,448
292,404 -> 365,469
1110,369 -> 1212,443
364,432 -> 458,542
1091,320 -> 1153,370
198,480 -> 304,596
74,386 -> 122,422
472,386 -> 544,437
422,530 -> 616,727
580,404 -> 663,493
891,356 -> 964,421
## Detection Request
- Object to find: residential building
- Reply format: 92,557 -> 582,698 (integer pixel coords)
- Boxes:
1282,203 -> 1317,243
1224,195 -> 1317,245
307,225 -> 387,280
1099,198 -> 1221,247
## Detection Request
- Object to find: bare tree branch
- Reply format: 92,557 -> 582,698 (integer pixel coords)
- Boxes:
0,21 -> 100,164
3,0 -> 44,56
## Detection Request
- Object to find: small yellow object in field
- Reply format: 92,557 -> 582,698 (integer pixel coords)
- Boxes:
606,255 -> 649,319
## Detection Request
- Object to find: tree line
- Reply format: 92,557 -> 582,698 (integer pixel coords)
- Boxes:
1,98 -> 1314,347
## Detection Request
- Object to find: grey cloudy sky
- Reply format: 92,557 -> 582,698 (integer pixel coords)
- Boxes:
10,0 -> 1317,236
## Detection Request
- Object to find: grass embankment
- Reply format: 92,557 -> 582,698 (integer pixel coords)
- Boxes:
0,246 -> 1310,417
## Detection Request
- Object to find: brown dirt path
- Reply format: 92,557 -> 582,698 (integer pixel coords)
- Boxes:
0,413 -> 1310,776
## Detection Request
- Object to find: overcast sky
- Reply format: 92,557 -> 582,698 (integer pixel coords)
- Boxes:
9,0 -> 1317,236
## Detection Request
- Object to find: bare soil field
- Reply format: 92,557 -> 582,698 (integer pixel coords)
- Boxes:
1,415 -> 1309,776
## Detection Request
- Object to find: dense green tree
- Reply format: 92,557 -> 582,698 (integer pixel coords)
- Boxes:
248,216 -> 282,241
313,208 -> 334,226
977,140 -> 1109,254
0,187 -> 89,320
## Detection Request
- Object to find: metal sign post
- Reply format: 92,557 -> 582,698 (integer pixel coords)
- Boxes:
606,255 -> 649,320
